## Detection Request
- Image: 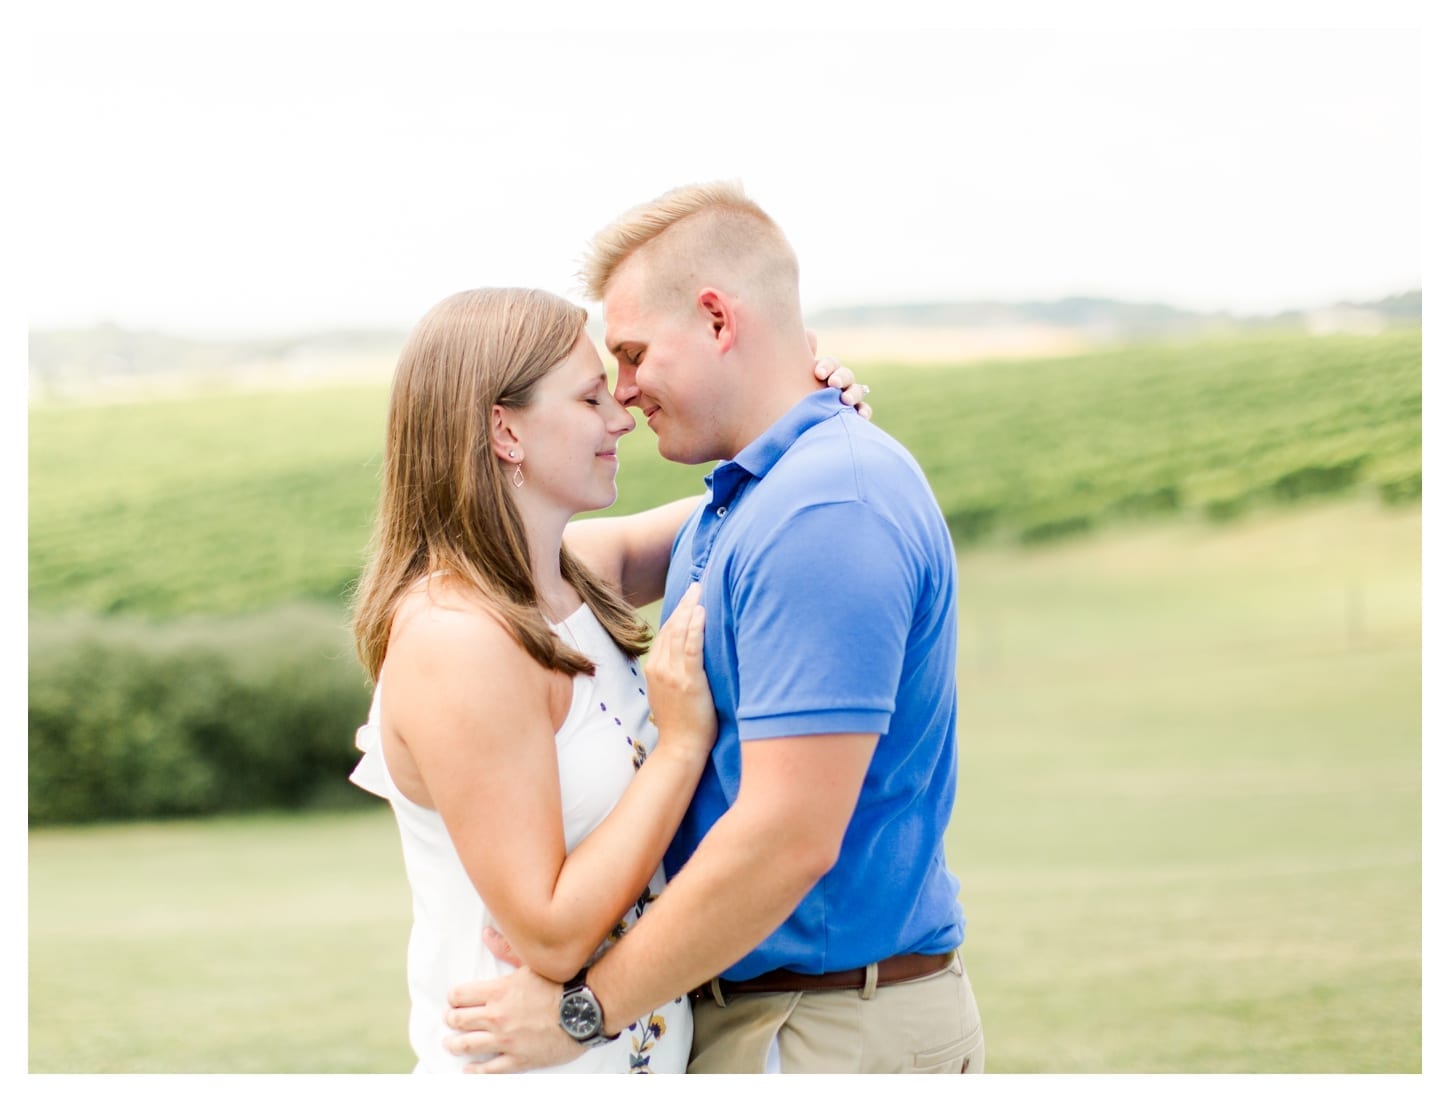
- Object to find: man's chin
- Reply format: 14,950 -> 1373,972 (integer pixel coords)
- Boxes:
652,428 -> 712,466
656,440 -> 698,465
650,431 -> 678,461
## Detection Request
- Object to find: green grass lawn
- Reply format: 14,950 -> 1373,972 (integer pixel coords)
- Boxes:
27,500 -> 1421,1072
28,811 -> 415,1073
953,500 -> 1421,1073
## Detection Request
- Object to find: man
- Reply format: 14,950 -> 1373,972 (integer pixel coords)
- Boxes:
444,181 -> 985,1074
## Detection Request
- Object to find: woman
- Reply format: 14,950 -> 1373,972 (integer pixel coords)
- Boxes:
348,287 -> 864,1073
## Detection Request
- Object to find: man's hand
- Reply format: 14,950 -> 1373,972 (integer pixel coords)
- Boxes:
444,967 -> 582,1074
481,925 -> 522,967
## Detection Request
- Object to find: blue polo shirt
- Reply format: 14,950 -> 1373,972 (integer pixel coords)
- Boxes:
660,389 -> 965,980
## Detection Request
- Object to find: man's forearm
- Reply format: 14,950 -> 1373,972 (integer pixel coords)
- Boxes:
587,800 -> 832,1034
444,736 -> 877,1072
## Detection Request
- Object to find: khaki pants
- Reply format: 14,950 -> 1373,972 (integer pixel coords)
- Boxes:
687,952 -> 985,1074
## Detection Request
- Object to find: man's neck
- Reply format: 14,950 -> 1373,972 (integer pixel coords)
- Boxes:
722,344 -> 819,459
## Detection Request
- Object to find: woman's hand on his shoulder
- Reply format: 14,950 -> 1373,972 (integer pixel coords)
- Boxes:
812,353 -> 873,421
644,582 -> 717,762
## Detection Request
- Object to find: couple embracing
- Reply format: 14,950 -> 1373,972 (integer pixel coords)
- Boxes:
349,181 -> 985,1074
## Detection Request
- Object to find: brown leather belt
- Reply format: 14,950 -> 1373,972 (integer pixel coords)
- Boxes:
690,951 -> 955,1001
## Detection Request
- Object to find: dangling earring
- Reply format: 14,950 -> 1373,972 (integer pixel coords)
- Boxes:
508,450 -> 524,488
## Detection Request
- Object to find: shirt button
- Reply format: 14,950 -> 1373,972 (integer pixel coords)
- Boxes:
716,506 -> 728,517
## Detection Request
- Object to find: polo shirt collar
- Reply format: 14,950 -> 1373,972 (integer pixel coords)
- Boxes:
728,389 -> 845,480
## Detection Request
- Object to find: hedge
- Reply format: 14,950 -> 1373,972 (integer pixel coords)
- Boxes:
28,605 -> 375,824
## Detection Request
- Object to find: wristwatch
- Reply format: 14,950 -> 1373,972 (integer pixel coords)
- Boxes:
558,968 -> 620,1049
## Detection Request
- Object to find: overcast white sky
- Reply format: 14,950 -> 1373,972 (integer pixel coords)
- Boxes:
21,7 -> 1426,337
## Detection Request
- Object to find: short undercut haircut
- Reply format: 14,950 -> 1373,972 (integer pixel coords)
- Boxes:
580,180 -> 801,319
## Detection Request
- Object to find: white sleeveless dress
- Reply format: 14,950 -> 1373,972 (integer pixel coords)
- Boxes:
350,603 -> 692,1073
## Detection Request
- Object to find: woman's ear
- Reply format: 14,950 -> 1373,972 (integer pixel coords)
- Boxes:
490,405 -> 522,463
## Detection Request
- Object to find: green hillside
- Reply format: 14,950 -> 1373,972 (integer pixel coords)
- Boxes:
867,330 -> 1421,545
28,330 -> 1421,617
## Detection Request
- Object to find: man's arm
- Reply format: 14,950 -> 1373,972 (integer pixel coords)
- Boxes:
445,731 -> 878,1072
590,730 -> 880,1028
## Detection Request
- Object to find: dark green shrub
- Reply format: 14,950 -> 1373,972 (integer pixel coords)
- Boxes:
27,639 -> 226,821
1019,514 -> 1094,545
1270,457 -> 1367,501
1378,473 -> 1421,505
947,506 -> 998,544
28,606 -> 374,824
1204,494 -> 1253,523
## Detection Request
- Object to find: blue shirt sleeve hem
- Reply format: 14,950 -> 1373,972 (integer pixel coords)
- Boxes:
738,708 -> 893,740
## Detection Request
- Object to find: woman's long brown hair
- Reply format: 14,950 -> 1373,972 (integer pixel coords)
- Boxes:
351,288 -> 651,683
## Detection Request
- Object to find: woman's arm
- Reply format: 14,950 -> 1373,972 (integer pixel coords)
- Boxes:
564,495 -> 702,607
381,585 -> 714,983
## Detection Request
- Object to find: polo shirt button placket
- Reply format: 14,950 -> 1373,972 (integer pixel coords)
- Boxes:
691,465 -> 748,586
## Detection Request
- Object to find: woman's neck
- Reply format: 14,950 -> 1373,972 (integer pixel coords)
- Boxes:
520,504 -> 579,623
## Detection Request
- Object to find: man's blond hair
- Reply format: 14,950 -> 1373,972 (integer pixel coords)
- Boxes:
580,180 -> 801,319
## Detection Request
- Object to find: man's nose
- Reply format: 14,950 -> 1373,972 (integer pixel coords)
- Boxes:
613,364 -> 639,406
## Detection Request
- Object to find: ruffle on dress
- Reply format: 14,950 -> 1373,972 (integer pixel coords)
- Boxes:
349,688 -> 389,799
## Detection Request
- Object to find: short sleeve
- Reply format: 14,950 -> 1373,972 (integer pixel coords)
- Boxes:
730,500 -> 916,740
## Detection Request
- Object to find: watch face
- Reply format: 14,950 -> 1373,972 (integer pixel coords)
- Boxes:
560,990 -> 602,1040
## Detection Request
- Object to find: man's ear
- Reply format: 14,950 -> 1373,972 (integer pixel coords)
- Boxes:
697,289 -> 737,353
490,405 -> 522,462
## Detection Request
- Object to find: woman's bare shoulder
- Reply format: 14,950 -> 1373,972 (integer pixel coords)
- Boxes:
385,577 -> 535,680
